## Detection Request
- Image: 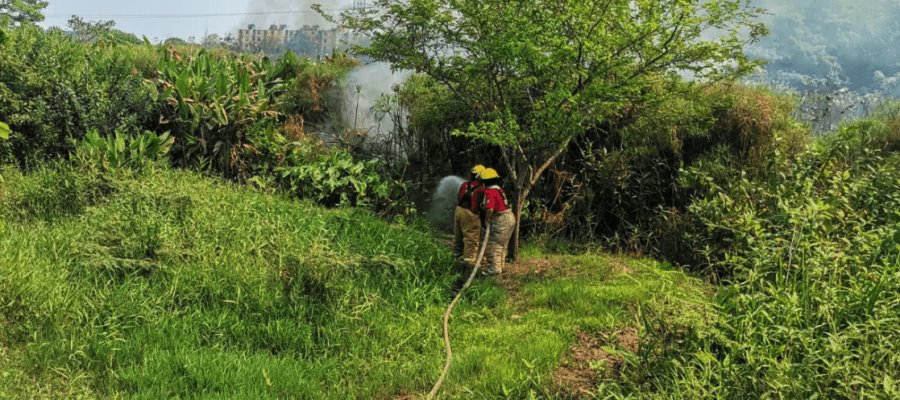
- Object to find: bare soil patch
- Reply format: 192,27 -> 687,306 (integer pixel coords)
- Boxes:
552,327 -> 640,398
496,256 -> 562,308
608,257 -> 635,275
505,256 -> 559,277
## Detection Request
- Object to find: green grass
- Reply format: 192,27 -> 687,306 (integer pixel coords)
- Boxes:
442,252 -> 713,399
0,166 -> 711,399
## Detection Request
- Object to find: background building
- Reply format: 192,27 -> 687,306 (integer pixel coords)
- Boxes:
237,24 -> 355,57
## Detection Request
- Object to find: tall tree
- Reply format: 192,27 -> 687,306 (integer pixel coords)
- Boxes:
333,0 -> 767,259
0,0 -> 48,25
68,15 -> 141,44
67,15 -> 116,42
163,37 -> 188,46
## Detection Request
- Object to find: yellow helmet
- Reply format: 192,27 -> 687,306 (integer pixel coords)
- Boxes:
471,164 -> 486,175
479,168 -> 500,180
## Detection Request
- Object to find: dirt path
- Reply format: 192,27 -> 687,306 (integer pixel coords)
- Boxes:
498,256 -> 641,399
437,238 -> 647,399
551,328 -> 640,398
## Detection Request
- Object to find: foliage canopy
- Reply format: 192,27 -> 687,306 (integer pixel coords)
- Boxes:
334,0 -> 768,257
67,15 -> 142,45
0,0 -> 47,25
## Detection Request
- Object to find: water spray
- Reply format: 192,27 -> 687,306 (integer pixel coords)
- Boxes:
427,176 -> 465,230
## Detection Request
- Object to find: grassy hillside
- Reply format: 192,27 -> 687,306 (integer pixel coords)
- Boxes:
0,166 -> 710,399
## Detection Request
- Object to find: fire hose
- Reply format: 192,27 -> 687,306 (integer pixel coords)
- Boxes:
426,223 -> 492,400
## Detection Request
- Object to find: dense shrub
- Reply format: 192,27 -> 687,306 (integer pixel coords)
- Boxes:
377,74 -> 487,177
0,23 -> 397,211
73,130 -> 174,172
278,55 -> 358,127
376,76 -> 811,243
277,149 -> 389,207
0,25 -> 154,166
145,46 -> 396,209
527,84 -> 809,249
148,47 -> 297,178
607,111 -> 900,398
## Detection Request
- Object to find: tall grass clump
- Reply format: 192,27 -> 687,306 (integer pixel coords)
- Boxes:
605,106 -> 900,398
0,163 -> 455,398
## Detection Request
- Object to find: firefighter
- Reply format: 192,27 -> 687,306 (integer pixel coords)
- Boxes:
454,165 -> 486,265
478,168 -> 515,276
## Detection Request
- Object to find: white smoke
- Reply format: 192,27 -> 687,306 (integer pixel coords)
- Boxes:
343,62 -> 411,138
428,176 -> 465,229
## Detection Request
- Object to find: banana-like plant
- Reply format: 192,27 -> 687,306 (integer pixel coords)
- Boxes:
76,130 -> 173,170
151,48 -> 299,179
277,150 -> 390,207
0,121 -> 10,140
0,121 -> 7,182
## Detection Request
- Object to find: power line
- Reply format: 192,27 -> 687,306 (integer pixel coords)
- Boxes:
45,8 -> 357,20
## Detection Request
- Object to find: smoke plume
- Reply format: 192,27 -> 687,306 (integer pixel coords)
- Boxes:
344,62 -> 411,138
242,0 -> 353,28
243,1 -> 409,140
745,0 -> 900,131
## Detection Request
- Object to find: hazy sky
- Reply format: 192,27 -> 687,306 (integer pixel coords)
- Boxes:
38,0 -> 342,42
36,1 -> 900,96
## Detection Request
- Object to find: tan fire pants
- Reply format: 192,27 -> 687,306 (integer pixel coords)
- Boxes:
453,206 -> 482,264
485,210 -> 515,274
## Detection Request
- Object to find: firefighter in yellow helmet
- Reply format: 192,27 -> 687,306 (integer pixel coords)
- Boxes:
478,168 -> 515,275
453,165 -> 487,265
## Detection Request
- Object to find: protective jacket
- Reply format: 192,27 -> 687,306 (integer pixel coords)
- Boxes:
481,186 -> 511,213
458,181 -> 485,212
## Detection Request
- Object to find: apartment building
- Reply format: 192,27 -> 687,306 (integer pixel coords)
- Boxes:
237,24 -> 354,56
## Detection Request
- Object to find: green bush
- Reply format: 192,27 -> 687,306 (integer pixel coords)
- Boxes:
146,47 -> 397,211
148,47 -> 300,179
278,149 -> 389,208
608,111 -> 900,398
0,25 -> 154,166
541,84 -> 808,249
74,130 -> 174,171
0,24 -> 405,214
278,54 -> 356,124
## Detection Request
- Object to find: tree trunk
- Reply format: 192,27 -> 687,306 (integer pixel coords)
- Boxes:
508,185 -> 529,262
507,137 -> 570,262
509,195 -> 526,262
